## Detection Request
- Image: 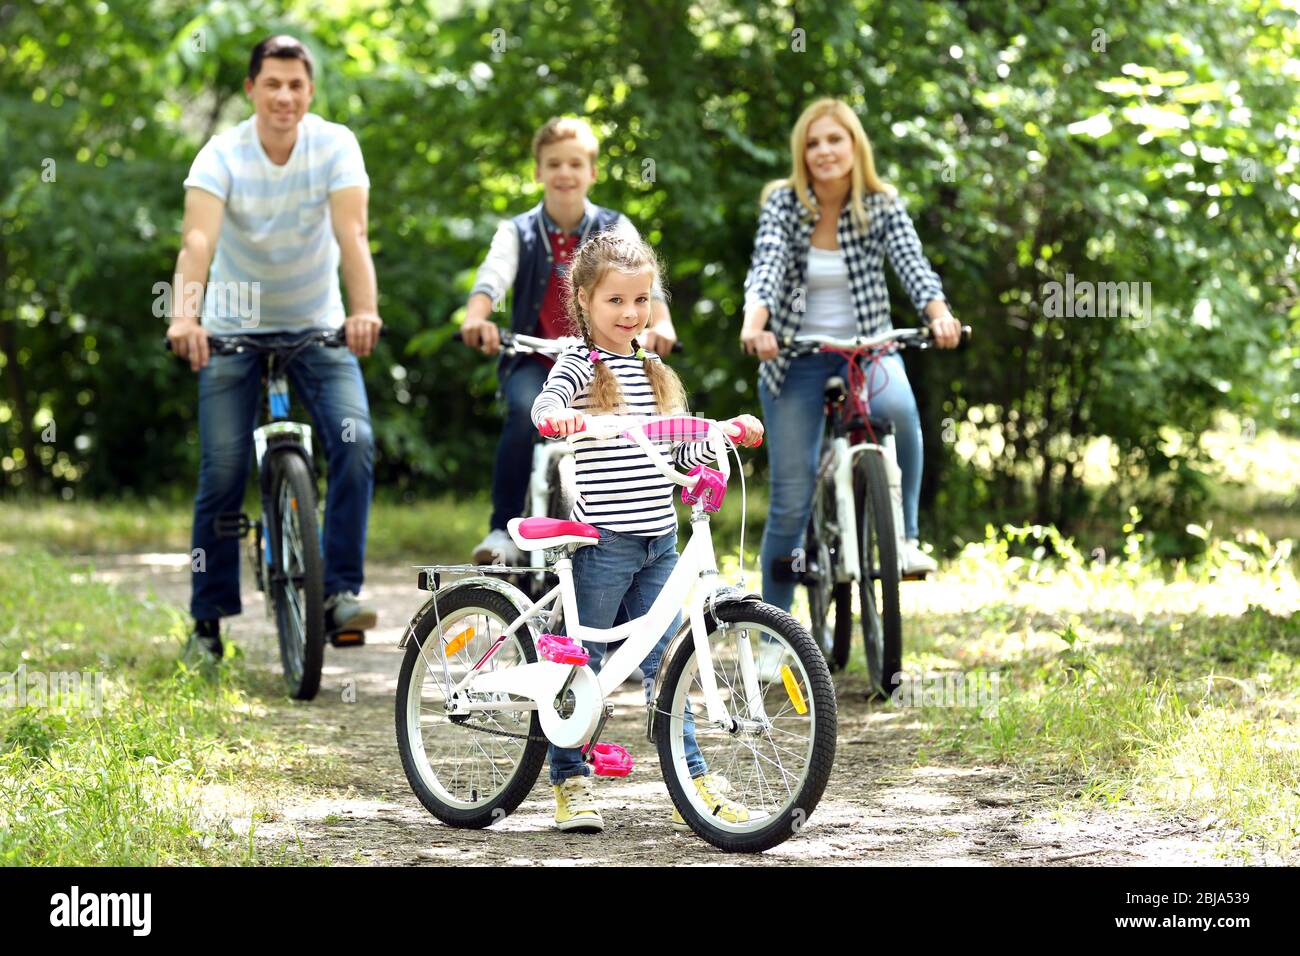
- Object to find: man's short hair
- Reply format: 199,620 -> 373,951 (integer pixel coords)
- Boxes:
248,35 -> 314,82
532,117 -> 600,165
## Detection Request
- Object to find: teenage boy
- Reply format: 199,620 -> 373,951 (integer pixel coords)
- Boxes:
462,117 -> 678,564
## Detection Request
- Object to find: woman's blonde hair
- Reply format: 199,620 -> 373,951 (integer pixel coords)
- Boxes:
761,98 -> 895,230
565,226 -> 688,415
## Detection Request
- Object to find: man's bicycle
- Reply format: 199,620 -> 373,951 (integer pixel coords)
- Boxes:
168,329 -> 362,699
394,414 -> 836,853
779,326 -> 970,697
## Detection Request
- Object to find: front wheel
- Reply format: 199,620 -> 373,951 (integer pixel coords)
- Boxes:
856,449 -> 902,699
266,451 -> 325,700
655,601 -> 837,853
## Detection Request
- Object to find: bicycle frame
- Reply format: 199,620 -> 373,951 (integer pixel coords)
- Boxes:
417,415 -> 757,751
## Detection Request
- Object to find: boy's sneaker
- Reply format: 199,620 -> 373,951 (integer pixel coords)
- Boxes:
325,592 -> 378,631
901,539 -> 937,576
473,528 -> 524,566
670,772 -> 750,831
553,775 -> 604,833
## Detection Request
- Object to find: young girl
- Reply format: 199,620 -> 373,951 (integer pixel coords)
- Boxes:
531,225 -> 764,834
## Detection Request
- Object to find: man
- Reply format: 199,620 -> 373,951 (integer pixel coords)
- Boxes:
167,35 -> 381,660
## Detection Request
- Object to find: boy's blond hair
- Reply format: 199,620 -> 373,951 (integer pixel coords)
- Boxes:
532,116 -> 600,166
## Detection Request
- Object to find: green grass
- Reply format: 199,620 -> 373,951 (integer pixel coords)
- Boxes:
903,522 -> 1300,863
0,483 -> 770,566
0,547 -> 321,865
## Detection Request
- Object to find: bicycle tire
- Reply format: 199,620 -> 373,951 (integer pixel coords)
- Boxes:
655,600 -> 837,853
395,586 -> 546,829
267,452 -> 325,701
805,480 -> 853,670
856,449 -> 902,699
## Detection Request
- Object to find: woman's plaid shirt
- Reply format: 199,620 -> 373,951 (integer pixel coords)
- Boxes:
743,186 -> 946,398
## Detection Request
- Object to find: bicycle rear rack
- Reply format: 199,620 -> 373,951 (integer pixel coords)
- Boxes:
415,563 -> 552,592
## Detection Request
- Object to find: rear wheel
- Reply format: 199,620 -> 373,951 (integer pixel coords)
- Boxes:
395,586 -> 546,828
267,451 -> 325,701
856,450 -> 902,699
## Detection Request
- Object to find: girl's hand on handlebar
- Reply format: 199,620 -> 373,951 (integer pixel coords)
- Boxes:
724,414 -> 764,447
740,328 -> 779,361
540,408 -> 585,438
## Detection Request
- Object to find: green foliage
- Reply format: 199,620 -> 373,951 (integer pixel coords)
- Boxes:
2,0 -> 1297,547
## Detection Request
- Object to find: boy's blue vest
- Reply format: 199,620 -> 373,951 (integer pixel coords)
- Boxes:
501,201 -> 622,379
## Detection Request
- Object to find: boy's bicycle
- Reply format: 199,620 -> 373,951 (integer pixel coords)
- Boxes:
780,325 -> 970,697
168,329 -> 363,700
395,414 -> 837,853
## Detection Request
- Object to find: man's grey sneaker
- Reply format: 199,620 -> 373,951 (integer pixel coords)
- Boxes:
901,539 -> 938,576
472,528 -> 524,566
325,592 -> 378,631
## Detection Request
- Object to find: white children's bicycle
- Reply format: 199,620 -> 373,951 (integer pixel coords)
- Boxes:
395,414 -> 837,853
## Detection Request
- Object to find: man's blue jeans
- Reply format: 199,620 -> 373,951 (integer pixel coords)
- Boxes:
489,360 -> 549,531
190,333 -> 374,620
758,351 -> 923,612
548,528 -> 708,784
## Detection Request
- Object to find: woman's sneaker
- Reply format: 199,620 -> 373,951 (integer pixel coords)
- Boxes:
670,772 -> 750,831
901,539 -> 937,576
325,592 -> 378,631
553,775 -> 604,833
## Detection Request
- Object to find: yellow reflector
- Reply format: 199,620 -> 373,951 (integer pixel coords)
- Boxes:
780,664 -> 807,715
443,626 -> 475,656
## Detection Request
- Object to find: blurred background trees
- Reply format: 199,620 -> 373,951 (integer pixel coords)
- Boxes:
2,0 -> 1297,553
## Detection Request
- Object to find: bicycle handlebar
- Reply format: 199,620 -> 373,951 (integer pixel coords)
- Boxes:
539,414 -> 754,488
780,324 -> 972,357
163,327 -> 356,358
455,329 -> 683,357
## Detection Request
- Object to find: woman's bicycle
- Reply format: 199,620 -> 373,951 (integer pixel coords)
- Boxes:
168,329 -> 360,700
780,325 -> 970,697
395,414 -> 837,853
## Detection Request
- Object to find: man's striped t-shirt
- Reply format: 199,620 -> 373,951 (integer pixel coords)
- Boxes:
183,113 -> 369,335
531,345 -> 715,536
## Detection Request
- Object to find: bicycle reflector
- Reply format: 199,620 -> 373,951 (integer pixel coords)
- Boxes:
681,465 -> 727,512
780,665 -> 808,715
443,626 -> 475,656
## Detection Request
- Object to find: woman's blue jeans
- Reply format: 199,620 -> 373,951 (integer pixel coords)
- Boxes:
758,351 -> 922,612
548,528 -> 708,784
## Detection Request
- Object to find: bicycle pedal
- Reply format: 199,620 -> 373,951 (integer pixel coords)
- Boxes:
330,630 -> 366,648
537,633 -> 590,666
582,742 -> 633,777
901,570 -> 931,582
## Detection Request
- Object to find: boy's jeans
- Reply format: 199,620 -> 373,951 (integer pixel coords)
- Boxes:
489,360 -> 549,531
548,528 -> 708,784
190,333 -> 374,620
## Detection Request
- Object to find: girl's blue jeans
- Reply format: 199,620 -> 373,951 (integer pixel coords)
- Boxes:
548,528 -> 708,784
758,351 -> 923,613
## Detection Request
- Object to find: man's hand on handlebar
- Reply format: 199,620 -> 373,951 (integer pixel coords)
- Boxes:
539,408 -> 585,438
167,318 -> 211,372
345,312 -> 383,357
724,414 -> 765,448
461,316 -> 502,356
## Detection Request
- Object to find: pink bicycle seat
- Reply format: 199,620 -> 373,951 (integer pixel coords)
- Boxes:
515,517 -> 600,541
582,742 -> 634,777
537,633 -> 590,666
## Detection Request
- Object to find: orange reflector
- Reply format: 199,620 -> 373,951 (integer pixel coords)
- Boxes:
780,664 -> 807,715
443,626 -> 475,656
290,497 -> 298,511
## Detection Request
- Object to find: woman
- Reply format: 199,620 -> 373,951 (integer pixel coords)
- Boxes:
741,98 -> 962,612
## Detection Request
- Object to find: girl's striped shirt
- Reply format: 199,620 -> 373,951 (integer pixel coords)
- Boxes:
530,345 -> 715,536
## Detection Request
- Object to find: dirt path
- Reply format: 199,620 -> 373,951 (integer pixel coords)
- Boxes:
93,553 -> 1234,866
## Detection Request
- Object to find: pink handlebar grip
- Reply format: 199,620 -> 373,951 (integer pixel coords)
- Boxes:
539,418 -> 586,438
